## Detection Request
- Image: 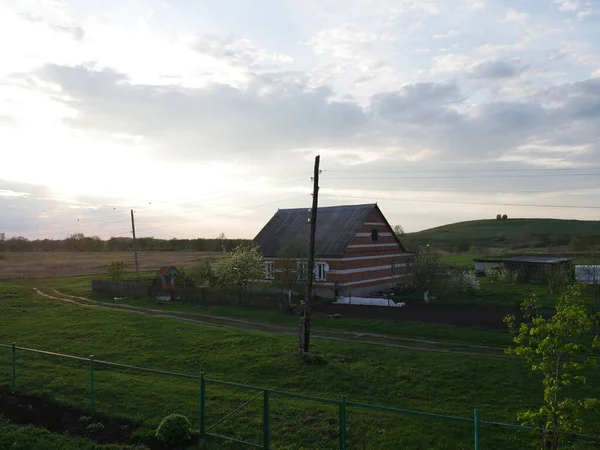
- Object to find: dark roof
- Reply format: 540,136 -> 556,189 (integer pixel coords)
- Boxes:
253,203 -> 404,258
474,256 -> 572,264
156,265 -> 178,276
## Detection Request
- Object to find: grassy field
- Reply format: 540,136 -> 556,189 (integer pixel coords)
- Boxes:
1,280 -> 600,449
0,251 -> 219,279
405,218 -> 600,250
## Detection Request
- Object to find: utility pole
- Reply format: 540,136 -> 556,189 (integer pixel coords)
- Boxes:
299,155 -> 320,358
130,209 -> 140,280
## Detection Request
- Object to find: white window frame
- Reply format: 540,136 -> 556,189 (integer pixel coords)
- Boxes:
265,261 -> 275,280
315,262 -> 327,281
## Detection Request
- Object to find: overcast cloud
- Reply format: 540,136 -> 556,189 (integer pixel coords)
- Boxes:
1,0 -> 600,239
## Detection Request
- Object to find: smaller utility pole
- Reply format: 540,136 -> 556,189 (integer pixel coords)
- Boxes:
130,209 -> 140,280
299,155 -> 320,358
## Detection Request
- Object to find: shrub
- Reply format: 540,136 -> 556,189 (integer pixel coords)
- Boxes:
447,271 -> 480,293
496,265 -> 520,286
130,427 -> 158,446
106,261 -> 129,279
155,414 -> 191,447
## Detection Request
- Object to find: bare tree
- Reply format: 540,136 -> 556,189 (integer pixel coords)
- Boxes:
393,224 -> 405,236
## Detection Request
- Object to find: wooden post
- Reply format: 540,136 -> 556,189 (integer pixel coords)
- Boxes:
130,210 -> 140,280
299,155 -> 320,358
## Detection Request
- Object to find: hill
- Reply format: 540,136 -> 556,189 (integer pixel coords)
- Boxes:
404,218 -> 600,251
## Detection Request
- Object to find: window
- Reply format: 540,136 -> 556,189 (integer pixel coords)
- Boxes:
297,261 -> 327,281
371,228 -> 379,241
297,261 -> 308,280
315,263 -> 327,281
265,261 -> 275,280
391,258 -> 396,275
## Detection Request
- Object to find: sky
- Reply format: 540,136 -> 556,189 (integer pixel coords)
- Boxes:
1,0 -> 600,240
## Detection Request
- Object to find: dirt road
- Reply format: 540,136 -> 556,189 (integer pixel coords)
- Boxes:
34,288 -> 510,359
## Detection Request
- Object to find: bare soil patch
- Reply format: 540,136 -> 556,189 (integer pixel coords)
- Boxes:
0,251 -> 218,279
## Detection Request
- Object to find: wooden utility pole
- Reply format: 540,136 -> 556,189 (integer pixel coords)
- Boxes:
299,155 -> 320,358
130,209 -> 140,280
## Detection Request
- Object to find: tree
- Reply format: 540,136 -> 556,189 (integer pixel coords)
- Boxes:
213,244 -> 265,289
502,214 -> 508,220
496,214 -> 502,220
504,286 -> 600,449
106,261 -> 129,279
181,257 -> 219,288
544,264 -> 571,296
393,224 -> 405,236
408,245 -> 441,302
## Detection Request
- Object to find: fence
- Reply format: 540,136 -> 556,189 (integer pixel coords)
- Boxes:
91,279 -> 284,309
1,343 -> 600,449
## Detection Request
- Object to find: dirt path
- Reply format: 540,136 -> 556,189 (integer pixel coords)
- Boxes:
34,288 -> 510,359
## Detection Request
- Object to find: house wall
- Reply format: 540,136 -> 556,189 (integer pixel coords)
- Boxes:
332,208 -> 411,296
259,207 -> 412,298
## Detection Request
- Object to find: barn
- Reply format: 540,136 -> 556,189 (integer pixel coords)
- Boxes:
253,203 -> 412,298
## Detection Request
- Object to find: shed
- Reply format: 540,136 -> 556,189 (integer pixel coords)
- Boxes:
474,256 -> 573,283
154,265 -> 180,287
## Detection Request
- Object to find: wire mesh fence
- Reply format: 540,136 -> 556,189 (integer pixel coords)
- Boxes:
1,343 -> 600,450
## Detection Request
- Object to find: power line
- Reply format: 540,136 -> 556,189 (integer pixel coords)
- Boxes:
325,173 -> 600,180
320,193 -> 600,210
96,193 -> 310,239
322,167 -> 600,173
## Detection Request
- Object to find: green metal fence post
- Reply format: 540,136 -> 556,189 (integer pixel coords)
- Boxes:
263,390 -> 270,450
90,355 -> 95,416
474,408 -> 480,450
340,395 -> 347,450
200,372 -> 206,438
11,343 -> 16,393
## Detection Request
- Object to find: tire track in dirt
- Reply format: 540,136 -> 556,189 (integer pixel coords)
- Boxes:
34,288 -> 510,359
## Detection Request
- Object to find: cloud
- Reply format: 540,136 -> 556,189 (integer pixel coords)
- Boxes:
555,0 -> 579,11
504,9 -> 529,25
432,30 -> 459,40
189,34 -> 292,70
18,11 -> 85,42
19,62 -> 599,171
468,59 -> 527,79
31,63 -> 366,159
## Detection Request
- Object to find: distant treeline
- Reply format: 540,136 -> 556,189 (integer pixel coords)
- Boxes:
0,233 -> 251,253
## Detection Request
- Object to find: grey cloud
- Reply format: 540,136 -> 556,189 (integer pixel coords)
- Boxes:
190,34 -> 291,70
48,23 -> 85,42
25,63 -> 600,168
18,11 -> 85,42
34,64 -> 366,158
469,59 -> 526,79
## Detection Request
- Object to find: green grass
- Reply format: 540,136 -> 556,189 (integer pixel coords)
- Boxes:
405,218 -> 600,250
32,274 -> 514,347
2,280 -> 600,449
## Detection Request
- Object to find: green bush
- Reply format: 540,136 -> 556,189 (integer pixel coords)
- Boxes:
155,414 -> 191,447
130,427 -> 158,446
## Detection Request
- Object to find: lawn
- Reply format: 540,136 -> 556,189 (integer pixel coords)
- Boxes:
32,274 -> 514,347
1,280 -> 599,449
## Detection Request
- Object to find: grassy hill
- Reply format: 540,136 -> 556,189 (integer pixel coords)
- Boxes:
404,218 -> 600,251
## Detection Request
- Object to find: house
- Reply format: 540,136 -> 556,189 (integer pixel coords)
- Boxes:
474,256 -> 573,282
253,203 -> 412,298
